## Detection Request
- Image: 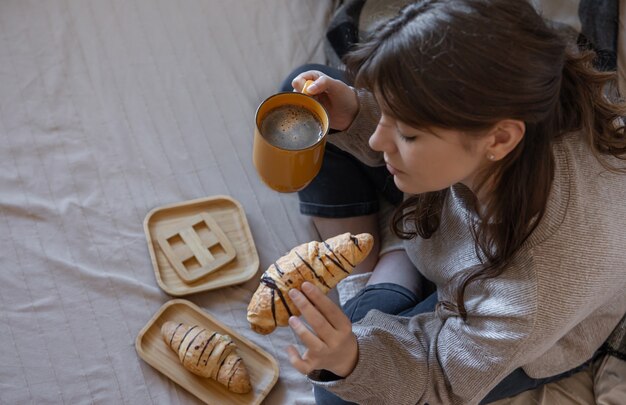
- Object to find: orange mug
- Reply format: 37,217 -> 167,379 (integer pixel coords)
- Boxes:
253,81 -> 329,193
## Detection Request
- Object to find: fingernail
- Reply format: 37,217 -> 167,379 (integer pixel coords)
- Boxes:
288,316 -> 300,327
305,83 -> 317,93
301,282 -> 313,293
288,288 -> 300,299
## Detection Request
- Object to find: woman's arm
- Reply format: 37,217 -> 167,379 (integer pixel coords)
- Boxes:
329,89 -> 385,167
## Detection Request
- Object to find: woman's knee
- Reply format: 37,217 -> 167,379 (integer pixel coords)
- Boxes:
342,283 -> 420,322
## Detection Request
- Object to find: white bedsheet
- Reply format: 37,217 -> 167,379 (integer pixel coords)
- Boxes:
0,0 -> 333,403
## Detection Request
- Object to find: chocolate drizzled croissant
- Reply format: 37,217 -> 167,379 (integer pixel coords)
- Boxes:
161,321 -> 252,394
247,232 -> 374,335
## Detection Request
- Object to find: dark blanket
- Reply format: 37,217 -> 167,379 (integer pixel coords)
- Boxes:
579,0 -> 619,70
604,314 -> 626,362
325,0 -> 619,71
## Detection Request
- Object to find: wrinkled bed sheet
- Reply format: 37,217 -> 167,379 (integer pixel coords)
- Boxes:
0,0 -> 333,403
2,0 -> 625,404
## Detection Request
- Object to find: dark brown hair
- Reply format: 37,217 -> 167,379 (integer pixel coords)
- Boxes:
344,0 -> 626,319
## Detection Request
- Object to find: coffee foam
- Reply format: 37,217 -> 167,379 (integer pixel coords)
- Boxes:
260,105 -> 323,150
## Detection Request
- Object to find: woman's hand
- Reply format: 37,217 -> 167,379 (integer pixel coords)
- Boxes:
292,71 -> 359,132
286,281 -> 358,378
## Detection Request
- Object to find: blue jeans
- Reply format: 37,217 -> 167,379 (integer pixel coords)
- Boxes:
313,283 -> 597,405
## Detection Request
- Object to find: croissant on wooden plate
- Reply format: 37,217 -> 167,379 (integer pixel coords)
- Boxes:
247,232 -> 374,335
161,321 -> 252,394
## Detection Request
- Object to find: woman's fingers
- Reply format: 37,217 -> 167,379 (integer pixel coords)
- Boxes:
286,345 -> 314,375
291,70 -> 321,91
286,283 -> 359,377
291,71 -> 329,94
288,314 -> 325,352
299,282 -> 352,332
288,287 -> 336,341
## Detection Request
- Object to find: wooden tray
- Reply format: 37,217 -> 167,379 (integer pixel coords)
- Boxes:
135,299 -> 279,405
144,196 -> 259,296
157,212 -> 237,283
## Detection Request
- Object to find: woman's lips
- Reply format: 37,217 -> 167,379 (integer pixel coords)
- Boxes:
386,162 -> 401,175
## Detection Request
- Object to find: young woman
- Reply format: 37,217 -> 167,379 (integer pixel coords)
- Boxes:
282,0 -> 626,404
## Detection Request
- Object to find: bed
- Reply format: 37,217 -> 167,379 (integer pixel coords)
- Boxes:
0,0 -> 334,403
1,0 -> 624,404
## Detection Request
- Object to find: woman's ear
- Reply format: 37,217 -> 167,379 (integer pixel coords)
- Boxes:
484,119 -> 525,161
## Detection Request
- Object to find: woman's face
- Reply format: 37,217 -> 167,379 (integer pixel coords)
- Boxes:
369,112 -> 491,195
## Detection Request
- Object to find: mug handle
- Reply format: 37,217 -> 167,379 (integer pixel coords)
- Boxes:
301,80 -> 315,95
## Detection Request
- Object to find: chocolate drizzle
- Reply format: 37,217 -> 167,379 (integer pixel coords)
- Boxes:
178,325 -> 198,352
217,342 -> 234,373
197,332 -> 217,366
205,337 -> 220,365
295,251 -> 331,289
324,253 -> 349,274
270,290 -> 276,326
274,261 -> 284,277
322,240 -> 351,274
169,323 -> 183,348
317,255 -> 335,278
227,358 -> 242,389
350,235 -> 362,251
339,253 -> 354,268
350,235 -> 361,252
217,351 -> 229,376
292,264 -> 306,281
183,328 -> 205,360
261,275 -> 293,324
323,241 -> 342,263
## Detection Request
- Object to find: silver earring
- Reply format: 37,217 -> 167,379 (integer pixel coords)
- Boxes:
487,153 -> 496,161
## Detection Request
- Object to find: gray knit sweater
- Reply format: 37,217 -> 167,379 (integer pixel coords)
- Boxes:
309,90 -> 626,405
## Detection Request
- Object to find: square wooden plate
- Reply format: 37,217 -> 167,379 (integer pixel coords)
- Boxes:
144,195 -> 259,296
135,299 -> 279,405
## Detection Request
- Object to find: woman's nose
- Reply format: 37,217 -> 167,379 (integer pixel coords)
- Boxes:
369,122 -> 393,153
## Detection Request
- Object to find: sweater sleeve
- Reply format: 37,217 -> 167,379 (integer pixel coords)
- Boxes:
327,88 -> 385,167
309,274 -> 540,405
309,252 -> 625,404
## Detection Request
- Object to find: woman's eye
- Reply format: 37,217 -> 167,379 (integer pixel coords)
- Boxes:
398,132 -> 417,142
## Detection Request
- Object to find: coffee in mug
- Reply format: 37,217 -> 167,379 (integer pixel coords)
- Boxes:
253,91 -> 329,193
260,105 -> 323,150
